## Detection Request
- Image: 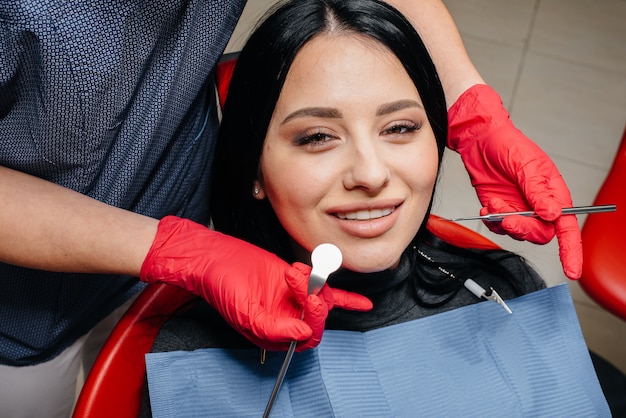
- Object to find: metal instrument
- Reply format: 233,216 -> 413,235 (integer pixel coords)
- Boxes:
262,243 -> 343,418
449,204 -> 616,222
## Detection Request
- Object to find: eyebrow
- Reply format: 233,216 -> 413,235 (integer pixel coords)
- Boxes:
376,99 -> 423,116
281,107 -> 342,125
280,99 -> 423,125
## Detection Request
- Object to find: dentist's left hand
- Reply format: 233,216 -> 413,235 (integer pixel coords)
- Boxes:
448,84 -> 583,279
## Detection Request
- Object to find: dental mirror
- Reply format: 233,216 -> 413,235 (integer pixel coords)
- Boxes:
262,243 -> 342,418
309,243 -> 343,295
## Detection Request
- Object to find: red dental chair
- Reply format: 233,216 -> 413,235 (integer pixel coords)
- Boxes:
577,124 -> 626,416
579,124 -> 626,321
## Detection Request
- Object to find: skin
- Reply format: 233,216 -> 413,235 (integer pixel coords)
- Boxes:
388,0 -> 485,106
254,34 -> 439,273
0,166 -> 155,275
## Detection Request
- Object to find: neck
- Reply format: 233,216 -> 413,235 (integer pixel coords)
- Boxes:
327,253 -> 411,296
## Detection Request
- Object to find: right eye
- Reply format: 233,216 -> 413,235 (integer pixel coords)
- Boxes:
293,129 -> 338,150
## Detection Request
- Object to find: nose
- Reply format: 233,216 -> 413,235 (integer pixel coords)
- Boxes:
342,139 -> 391,193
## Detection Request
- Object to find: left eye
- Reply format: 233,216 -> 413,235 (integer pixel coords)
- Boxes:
383,122 -> 420,136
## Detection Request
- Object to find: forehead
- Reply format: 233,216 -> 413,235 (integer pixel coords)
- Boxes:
291,32 -> 402,73
278,33 -> 416,105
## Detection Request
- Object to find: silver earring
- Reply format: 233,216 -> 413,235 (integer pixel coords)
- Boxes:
254,187 -> 260,195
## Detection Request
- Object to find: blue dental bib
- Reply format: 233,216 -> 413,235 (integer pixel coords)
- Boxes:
146,284 -> 610,417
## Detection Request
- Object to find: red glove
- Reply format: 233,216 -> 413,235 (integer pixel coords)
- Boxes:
140,216 -> 372,351
448,84 -> 582,279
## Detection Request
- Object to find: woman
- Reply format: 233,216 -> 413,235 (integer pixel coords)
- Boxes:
210,0 -> 544,308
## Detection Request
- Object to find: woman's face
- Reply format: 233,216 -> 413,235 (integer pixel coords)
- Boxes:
257,34 -> 439,272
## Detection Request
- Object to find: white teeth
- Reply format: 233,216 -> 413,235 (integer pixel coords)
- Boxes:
336,207 -> 394,220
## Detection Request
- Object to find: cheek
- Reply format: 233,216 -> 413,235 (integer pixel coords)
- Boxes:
264,178 -> 321,253
421,159 -> 439,192
403,144 -> 440,192
260,157 -> 324,222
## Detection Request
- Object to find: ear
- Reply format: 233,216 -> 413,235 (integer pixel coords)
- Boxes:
252,180 -> 266,200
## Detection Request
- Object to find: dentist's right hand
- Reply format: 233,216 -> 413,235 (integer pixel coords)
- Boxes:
140,216 -> 373,351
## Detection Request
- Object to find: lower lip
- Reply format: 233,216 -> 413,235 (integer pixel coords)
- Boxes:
331,206 -> 401,239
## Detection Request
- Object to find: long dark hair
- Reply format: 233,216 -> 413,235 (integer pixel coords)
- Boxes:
210,0 -> 541,303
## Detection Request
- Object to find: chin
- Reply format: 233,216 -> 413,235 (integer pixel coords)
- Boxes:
342,256 -> 400,273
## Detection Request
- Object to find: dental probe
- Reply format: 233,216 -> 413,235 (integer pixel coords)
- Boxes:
448,204 -> 616,222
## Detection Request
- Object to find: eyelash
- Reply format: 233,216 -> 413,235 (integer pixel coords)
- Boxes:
382,121 -> 422,136
293,129 -> 336,148
293,121 -> 422,148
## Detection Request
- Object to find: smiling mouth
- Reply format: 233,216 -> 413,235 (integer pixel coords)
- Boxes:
335,207 -> 395,221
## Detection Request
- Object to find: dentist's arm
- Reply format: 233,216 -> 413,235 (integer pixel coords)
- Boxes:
0,165 -> 155,274
386,0 -> 582,279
